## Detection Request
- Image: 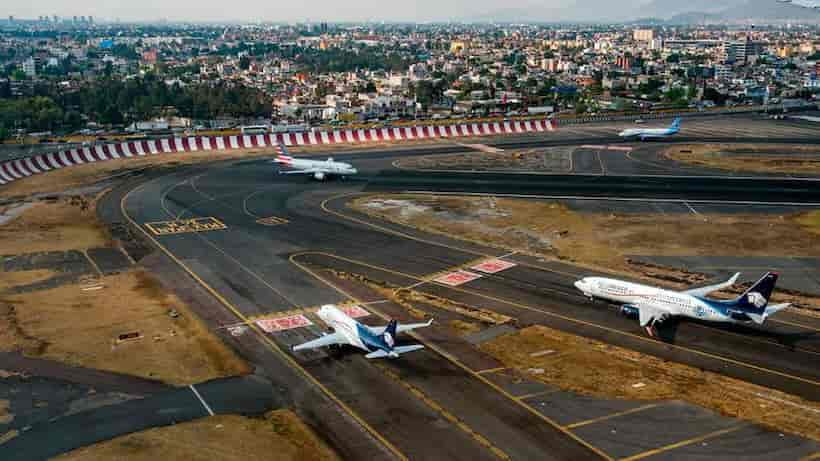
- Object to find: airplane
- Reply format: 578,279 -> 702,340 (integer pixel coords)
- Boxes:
574,272 -> 790,338
618,117 -> 681,141
273,144 -> 358,180
291,304 -> 433,358
777,0 -> 819,9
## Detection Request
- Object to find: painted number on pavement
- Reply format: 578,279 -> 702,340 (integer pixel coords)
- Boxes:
145,217 -> 227,235
434,270 -> 482,286
471,259 -> 517,274
340,305 -> 370,318
256,314 -> 313,333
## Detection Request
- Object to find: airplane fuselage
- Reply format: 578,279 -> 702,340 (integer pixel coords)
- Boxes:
574,277 -> 737,324
618,127 -> 679,139
316,305 -> 393,354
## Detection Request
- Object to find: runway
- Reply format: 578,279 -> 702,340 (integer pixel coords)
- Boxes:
97,138 -> 820,459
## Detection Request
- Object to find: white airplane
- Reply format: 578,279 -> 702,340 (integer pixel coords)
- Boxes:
273,144 -> 358,180
292,305 -> 433,359
574,272 -> 790,337
777,0 -> 819,9
619,117 -> 681,141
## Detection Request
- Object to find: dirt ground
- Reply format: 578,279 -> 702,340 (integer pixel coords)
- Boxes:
0,197 -> 110,255
0,198 -> 249,385
352,194 -> 820,266
481,325 -> 820,441
54,410 -> 340,461
0,269 -> 249,385
350,194 -> 820,311
663,144 -> 820,175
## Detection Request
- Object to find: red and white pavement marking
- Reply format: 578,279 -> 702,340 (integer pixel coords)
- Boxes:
434,270 -> 483,286
339,305 -> 370,318
0,119 -> 557,186
256,314 -> 313,333
471,259 -> 517,274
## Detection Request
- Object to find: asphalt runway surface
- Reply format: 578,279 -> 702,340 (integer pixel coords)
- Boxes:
100,140 -> 820,460
8,120 -> 819,459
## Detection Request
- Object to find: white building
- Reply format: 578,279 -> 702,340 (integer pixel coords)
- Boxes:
22,57 -> 36,77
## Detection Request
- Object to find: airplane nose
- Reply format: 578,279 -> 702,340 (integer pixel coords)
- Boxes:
574,280 -> 585,290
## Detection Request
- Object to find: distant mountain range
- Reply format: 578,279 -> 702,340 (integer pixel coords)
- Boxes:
468,0 -> 820,23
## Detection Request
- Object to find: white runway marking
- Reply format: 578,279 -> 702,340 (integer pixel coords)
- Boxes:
189,384 -> 215,416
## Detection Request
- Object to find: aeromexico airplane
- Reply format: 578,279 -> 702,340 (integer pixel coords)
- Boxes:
292,305 -> 433,358
574,272 -> 789,337
618,117 -> 681,140
273,144 -> 358,180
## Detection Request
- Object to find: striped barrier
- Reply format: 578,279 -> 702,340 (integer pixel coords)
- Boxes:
0,119 -> 556,186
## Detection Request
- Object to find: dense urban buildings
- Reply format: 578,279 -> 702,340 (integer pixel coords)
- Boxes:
0,18 -> 817,139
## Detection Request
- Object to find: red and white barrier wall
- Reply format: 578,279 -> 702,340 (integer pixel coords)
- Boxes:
0,119 -> 555,186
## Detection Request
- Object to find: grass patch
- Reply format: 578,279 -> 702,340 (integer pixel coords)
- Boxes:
54,410 -> 341,461
481,325 -> 820,441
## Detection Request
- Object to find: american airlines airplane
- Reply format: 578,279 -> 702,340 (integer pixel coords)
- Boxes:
292,305 -> 433,358
618,117 -> 681,140
273,144 -> 358,180
574,272 -> 790,337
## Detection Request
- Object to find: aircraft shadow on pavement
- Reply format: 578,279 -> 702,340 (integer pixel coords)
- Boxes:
662,319 -> 817,350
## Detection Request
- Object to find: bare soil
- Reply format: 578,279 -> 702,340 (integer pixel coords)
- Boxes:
54,410 -> 341,461
481,326 -> 820,441
350,194 -> 820,312
664,144 -> 820,175
0,269 -> 250,385
0,197 -> 111,255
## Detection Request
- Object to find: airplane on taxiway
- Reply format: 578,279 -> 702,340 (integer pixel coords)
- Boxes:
618,117 -> 681,141
273,144 -> 358,180
574,272 -> 789,337
292,305 -> 433,358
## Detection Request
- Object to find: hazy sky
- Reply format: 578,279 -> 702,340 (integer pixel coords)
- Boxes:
3,0 -> 637,22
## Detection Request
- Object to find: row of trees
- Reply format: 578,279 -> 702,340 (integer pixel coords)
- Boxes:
0,75 -> 272,139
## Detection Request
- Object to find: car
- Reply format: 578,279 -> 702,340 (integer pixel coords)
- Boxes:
634,119 -> 645,124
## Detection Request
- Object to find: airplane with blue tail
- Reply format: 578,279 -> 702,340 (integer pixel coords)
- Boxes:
292,305 -> 432,358
619,117 -> 681,141
574,272 -> 789,338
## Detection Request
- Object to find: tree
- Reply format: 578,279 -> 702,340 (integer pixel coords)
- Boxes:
0,79 -> 10,98
239,56 -> 251,71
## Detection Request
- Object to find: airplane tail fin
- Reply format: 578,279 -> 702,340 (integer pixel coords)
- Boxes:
273,144 -> 293,165
384,319 -> 398,346
671,117 -> 681,130
729,272 -> 779,314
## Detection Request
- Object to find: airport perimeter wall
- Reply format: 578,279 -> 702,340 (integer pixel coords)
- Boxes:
0,119 -> 555,186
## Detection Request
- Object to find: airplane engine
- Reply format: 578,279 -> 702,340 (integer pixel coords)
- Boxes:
313,172 -> 326,181
620,304 -> 639,318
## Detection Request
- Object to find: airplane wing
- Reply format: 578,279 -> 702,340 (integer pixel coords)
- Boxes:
638,305 -> 665,327
370,319 -> 433,336
682,273 -> 740,298
365,344 -> 425,359
292,331 -> 347,352
279,169 -> 324,175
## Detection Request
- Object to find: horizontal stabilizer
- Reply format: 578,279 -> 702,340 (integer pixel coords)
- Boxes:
747,303 -> 790,325
364,344 -> 425,359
